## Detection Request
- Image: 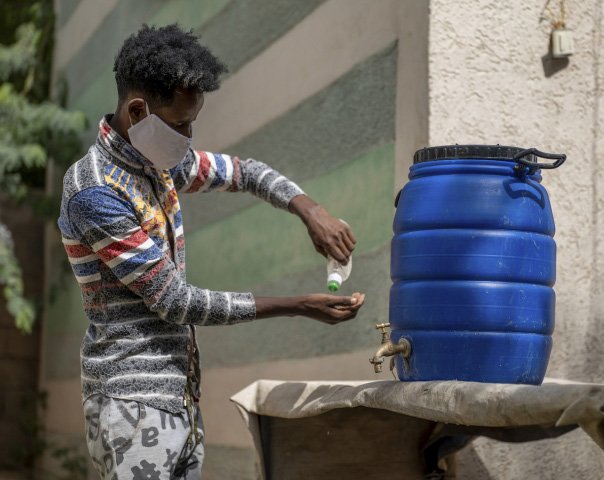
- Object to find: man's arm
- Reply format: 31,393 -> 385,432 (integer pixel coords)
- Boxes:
254,293 -> 365,324
171,150 -> 357,264
288,195 -> 357,265
66,186 -> 364,325
170,150 -> 304,209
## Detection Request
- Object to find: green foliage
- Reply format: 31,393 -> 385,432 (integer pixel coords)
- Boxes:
0,225 -> 35,333
0,2 -> 86,333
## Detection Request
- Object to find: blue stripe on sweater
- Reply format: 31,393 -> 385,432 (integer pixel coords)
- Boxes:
173,210 -> 183,229
111,246 -> 162,279
210,153 -> 227,189
71,260 -> 99,277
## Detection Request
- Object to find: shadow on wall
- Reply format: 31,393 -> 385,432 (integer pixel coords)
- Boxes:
541,51 -> 570,78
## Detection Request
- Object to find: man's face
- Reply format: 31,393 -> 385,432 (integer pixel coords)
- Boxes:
152,88 -> 204,138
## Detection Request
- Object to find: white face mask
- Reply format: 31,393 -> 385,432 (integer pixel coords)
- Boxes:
127,102 -> 192,170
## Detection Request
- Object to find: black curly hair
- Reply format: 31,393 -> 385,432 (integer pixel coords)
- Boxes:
113,24 -> 227,105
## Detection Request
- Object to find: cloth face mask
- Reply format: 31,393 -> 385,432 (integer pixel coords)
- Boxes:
128,102 -> 192,170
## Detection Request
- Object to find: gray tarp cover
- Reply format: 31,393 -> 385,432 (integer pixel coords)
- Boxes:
230,378 -> 604,477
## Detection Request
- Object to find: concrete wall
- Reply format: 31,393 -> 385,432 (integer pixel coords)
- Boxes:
44,0 -> 603,478
429,0 -> 604,477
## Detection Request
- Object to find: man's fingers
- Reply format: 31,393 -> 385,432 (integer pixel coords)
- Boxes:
314,244 -> 327,257
330,293 -> 365,311
342,234 -> 356,252
326,308 -> 357,322
345,227 -> 357,246
327,245 -> 348,264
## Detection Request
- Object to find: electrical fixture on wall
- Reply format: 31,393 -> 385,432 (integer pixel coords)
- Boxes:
542,0 -> 574,58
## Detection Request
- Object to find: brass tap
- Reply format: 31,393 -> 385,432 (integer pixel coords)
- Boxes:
369,323 -> 412,374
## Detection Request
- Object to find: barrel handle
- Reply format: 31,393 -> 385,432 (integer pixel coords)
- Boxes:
513,148 -> 566,175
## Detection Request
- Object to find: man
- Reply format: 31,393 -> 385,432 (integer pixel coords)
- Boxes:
57,24 -> 365,479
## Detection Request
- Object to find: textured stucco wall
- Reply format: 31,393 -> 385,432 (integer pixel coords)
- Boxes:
429,0 -> 604,477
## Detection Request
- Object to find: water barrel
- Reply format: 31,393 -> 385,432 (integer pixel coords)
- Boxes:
390,145 -> 566,384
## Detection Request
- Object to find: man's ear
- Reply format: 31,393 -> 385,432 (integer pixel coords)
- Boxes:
127,97 -> 147,125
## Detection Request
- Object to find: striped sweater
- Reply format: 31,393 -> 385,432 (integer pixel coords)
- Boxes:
57,115 -> 304,413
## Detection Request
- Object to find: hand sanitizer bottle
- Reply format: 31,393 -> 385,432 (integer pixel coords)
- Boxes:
327,255 -> 352,292
326,219 -> 352,292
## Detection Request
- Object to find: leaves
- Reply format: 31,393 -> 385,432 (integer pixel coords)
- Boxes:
0,5 -> 85,333
0,22 -> 39,85
0,223 -> 35,333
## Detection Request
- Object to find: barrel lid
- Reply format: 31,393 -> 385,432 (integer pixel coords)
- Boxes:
413,145 -> 538,164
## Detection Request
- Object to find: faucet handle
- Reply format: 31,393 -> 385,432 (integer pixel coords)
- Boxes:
375,323 -> 390,334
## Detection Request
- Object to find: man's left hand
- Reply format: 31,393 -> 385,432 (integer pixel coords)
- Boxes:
289,195 -> 356,264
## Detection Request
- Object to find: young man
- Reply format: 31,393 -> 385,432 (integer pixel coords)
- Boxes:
57,24 -> 365,479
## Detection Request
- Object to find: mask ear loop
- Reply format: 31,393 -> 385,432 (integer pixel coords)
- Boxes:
129,101 -> 150,127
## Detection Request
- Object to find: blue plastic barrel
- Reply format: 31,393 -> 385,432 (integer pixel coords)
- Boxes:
390,145 -> 566,384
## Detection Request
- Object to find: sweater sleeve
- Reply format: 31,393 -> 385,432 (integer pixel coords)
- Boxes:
66,186 -> 256,325
170,149 -> 305,210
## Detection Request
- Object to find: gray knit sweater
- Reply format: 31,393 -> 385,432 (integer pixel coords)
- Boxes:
57,115 -> 304,413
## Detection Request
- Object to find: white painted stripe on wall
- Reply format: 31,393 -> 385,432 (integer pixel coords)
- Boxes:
194,0 -> 398,151
54,0 -> 121,72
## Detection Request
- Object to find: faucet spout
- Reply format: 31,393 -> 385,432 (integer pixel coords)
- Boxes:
369,323 -> 412,374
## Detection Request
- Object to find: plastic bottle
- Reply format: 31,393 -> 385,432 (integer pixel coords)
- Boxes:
326,219 -> 352,292
327,255 -> 352,292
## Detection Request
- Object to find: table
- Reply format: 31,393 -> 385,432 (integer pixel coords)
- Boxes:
230,378 -> 604,479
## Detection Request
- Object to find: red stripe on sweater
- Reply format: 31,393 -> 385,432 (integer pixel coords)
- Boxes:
189,151 -> 211,192
81,280 -> 122,292
97,229 -> 148,261
100,121 -> 111,139
64,243 -> 94,258
228,156 -> 242,192
130,257 -> 168,295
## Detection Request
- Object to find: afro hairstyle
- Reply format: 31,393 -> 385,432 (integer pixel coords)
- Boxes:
113,24 -> 227,105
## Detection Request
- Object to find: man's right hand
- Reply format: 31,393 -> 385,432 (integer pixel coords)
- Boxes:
255,292 -> 365,324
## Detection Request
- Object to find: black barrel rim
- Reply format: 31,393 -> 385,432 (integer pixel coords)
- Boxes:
413,145 -> 537,164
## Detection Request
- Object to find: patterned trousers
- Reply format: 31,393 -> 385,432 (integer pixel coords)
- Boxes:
83,394 -> 205,479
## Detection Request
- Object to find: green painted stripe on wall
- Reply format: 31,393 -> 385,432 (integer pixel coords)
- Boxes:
56,0 -> 82,28
199,0 -> 326,76
63,0 -> 320,115
198,244 -> 391,369
148,0 -> 230,32
180,43 -> 397,231
46,277 -> 89,334
185,143 -> 395,292
62,0 -> 230,107
61,0 -> 166,108
43,332 -> 82,380
71,67 -> 117,146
